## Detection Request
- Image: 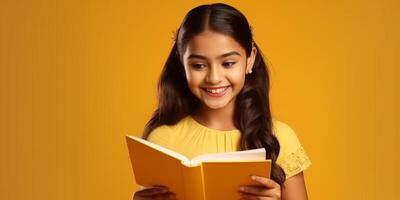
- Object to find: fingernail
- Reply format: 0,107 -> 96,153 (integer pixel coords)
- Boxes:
251,175 -> 257,180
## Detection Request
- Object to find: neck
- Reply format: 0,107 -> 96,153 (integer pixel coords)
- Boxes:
192,99 -> 237,131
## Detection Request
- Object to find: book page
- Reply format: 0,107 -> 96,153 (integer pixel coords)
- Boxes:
190,148 -> 266,166
127,136 -> 190,164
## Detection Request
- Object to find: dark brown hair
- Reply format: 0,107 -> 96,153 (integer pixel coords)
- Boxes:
142,3 -> 286,184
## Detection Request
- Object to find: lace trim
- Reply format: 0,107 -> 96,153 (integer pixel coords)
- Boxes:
279,146 -> 311,178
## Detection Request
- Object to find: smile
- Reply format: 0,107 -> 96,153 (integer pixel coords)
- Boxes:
202,86 -> 230,97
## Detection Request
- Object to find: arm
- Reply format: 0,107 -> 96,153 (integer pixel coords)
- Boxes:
281,172 -> 308,200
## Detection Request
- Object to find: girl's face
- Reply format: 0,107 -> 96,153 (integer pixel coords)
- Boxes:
182,30 -> 257,110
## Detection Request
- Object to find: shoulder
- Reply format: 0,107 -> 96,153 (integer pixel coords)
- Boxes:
272,119 -> 312,179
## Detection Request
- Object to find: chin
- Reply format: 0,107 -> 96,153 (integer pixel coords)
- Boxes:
203,101 -> 230,110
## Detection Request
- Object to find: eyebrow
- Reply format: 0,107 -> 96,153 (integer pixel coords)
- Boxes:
187,51 -> 241,60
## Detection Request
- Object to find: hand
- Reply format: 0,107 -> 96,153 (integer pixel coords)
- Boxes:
132,185 -> 176,200
238,175 -> 281,200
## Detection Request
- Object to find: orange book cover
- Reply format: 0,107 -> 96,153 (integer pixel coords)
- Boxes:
126,135 -> 271,200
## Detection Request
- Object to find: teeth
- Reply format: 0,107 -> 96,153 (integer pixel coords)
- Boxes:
205,87 -> 228,94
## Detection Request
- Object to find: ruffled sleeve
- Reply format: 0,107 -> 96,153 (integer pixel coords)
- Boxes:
273,120 -> 312,179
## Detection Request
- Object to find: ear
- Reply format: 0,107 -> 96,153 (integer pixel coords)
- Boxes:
246,45 -> 257,73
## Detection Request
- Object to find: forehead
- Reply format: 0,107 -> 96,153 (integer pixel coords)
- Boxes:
183,30 -> 245,60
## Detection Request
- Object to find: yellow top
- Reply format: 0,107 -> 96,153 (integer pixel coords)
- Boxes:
147,115 -> 311,179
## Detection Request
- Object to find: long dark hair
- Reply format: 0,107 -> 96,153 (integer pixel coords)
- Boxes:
142,3 -> 286,184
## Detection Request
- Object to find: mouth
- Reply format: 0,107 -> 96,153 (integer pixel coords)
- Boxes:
201,86 -> 231,97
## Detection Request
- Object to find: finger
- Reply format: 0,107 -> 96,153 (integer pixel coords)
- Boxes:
138,185 -> 169,191
239,192 -> 273,200
152,192 -> 177,200
238,185 -> 270,196
135,187 -> 170,197
251,175 -> 280,189
135,192 -> 175,200
239,190 -> 279,199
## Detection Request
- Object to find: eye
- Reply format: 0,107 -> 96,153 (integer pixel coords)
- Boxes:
223,62 -> 236,68
191,63 -> 206,69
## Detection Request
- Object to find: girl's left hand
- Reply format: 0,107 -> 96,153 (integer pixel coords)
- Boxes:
238,175 -> 281,200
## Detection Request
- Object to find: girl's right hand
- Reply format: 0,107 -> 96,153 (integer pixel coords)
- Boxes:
132,185 -> 177,200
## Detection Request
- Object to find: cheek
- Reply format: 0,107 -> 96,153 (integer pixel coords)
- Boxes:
185,70 -> 203,90
229,68 -> 246,89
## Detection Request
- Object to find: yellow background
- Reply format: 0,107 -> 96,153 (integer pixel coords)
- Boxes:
1,0 -> 399,199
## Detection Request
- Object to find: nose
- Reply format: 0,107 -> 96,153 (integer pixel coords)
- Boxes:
205,65 -> 222,84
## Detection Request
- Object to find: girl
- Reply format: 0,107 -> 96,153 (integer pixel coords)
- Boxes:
133,3 -> 311,200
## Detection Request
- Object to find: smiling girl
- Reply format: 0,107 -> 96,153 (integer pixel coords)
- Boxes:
133,3 -> 311,200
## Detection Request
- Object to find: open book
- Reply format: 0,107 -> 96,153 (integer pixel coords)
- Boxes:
126,135 -> 271,200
